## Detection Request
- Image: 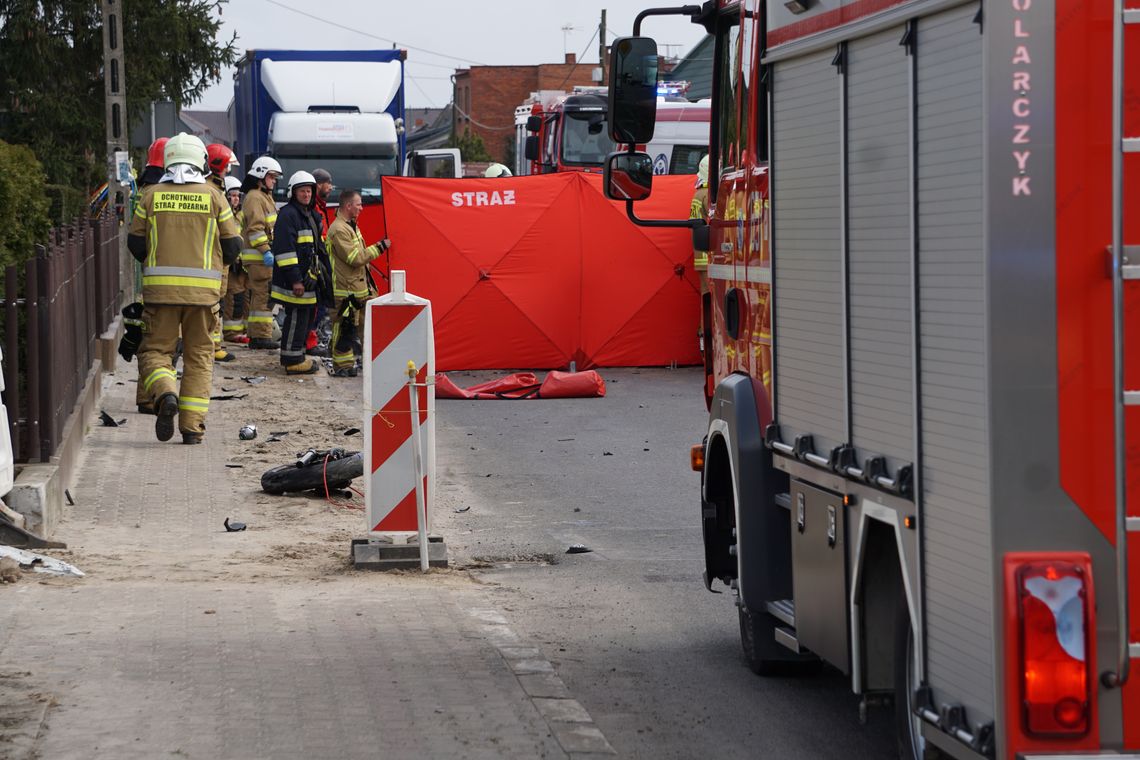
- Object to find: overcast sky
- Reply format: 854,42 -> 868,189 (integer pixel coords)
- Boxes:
194,0 -> 709,112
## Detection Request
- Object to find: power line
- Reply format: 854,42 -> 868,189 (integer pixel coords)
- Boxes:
452,103 -> 515,132
558,25 -> 600,90
261,0 -> 488,67
407,75 -> 437,107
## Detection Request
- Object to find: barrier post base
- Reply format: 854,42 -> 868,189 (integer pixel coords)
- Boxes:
350,536 -> 449,571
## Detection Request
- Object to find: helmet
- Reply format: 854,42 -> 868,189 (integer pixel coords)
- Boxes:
224,175 -> 243,193
287,170 -> 316,199
248,156 -> 283,179
206,143 -> 238,177
146,137 -> 170,169
484,163 -> 512,178
163,132 -> 208,171
696,154 -> 709,187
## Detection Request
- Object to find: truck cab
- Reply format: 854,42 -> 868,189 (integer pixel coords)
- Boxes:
524,89 -> 613,174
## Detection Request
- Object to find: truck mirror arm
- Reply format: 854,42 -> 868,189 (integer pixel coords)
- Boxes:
623,200 -> 708,250
634,4 -> 712,35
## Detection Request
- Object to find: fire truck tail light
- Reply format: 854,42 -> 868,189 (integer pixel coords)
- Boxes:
1016,562 -> 1091,737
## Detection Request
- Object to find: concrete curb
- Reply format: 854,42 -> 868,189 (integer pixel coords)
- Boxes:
465,606 -> 618,757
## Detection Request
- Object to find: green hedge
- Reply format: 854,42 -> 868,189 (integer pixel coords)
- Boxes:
0,140 -> 51,270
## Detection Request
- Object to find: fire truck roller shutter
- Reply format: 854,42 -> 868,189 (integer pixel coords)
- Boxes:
914,5 -> 994,728
771,47 -> 846,458
846,28 -> 914,475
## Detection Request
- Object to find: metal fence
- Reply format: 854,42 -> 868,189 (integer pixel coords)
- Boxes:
1,213 -> 122,463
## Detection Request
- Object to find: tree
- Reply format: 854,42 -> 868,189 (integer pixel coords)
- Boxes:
448,127 -> 493,163
0,0 -> 237,188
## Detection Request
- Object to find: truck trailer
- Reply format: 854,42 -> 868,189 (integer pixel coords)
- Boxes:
603,1 -> 1140,758
231,49 -> 406,242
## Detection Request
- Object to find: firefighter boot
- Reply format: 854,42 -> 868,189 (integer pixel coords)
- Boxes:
154,393 -> 178,442
285,358 -> 320,375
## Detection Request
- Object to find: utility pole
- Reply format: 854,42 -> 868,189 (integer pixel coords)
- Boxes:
599,9 -> 608,83
101,0 -> 130,294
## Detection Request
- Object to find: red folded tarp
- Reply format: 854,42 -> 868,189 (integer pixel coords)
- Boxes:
378,172 -> 701,371
436,371 -> 606,400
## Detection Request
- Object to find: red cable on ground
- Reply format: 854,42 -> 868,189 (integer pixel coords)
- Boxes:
323,452 -> 363,510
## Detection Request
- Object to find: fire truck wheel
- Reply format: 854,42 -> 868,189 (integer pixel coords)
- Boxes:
738,606 -> 821,676
893,594 -> 924,760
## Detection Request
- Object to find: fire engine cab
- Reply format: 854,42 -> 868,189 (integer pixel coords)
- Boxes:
522,87 -> 613,175
603,1 -> 1140,759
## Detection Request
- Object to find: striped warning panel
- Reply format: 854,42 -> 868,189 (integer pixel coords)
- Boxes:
363,282 -> 435,536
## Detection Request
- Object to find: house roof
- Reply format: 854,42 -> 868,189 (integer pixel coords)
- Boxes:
669,34 -> 714,101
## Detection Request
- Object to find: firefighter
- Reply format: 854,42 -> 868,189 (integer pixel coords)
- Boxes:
241,156 -> 283,350
325,188 -> 389,377
221,175 -> 249,343
206,144 -> 239,363
485,163 -> 513,178
131,137 -> 170,415
272,171 -> 329,375
306,167 -> 335,357
127,133 -> 241,444
690,154 -> 710,294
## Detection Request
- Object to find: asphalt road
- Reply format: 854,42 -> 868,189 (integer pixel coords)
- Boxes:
432,367 -> 897,760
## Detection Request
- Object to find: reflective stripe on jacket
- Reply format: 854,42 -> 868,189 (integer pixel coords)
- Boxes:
326,217 -> 381,299
128,182 -> 240,306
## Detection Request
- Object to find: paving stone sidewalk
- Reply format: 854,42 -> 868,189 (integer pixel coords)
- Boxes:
0,370 -> 615,759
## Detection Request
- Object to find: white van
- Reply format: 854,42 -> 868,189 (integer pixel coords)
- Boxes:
645,99 -> 711,175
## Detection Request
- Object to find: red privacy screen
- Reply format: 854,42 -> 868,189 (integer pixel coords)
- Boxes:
377,172 -> 701,370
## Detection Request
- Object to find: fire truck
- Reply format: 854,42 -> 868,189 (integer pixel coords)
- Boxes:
522,87 -> 612,175
603,1 -> 1140,759
519,86 -> 711,176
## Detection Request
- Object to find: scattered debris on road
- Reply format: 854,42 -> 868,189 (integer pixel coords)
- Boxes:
566,544 -> 593,554
0,546 -> 84,577
239,425 -> 257,440
99,411 -> 125,427
0,557 -> 19,583
210,393 -> 248,401
343,427 -> 360,436
454,506 -> 471,513
241,375 -> 266,385
224,518 -> 247,532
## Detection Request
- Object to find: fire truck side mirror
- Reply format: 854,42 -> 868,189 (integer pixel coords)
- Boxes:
604,151 -> 654,202
524,136 -> 540,162
526,115 -> 543,133
608,36 -> 659,145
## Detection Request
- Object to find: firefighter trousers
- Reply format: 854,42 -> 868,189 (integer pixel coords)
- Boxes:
330,297 -> 363,370
280,304 -> 315,367
212,270 -> 228,350
245,261 -> 274,339
222,267 -> 248,337
138,304 -> 215,435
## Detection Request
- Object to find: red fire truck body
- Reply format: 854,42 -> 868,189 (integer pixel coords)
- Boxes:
607,1 -> 1140,758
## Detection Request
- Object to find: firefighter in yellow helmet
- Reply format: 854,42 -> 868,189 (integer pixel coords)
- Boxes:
325,188 -> 389,376
241,156 -> 282,349
690,153 -> 710,294
127,133 -> 241,443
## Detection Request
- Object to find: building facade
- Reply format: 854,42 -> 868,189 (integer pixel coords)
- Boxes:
452,54 -> 597,164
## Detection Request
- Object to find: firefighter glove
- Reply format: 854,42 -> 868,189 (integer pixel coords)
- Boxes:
118,301 -> 145,362
262,250 -> 275,267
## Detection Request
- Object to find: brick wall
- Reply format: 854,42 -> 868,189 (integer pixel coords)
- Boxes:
453,55 -> 598,164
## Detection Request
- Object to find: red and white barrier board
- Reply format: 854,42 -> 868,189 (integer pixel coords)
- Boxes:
364,271 -> 435,538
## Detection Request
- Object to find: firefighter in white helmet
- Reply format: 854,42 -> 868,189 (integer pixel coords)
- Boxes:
485,163 -> 513,178
271,171 -> 330,374
240,155 -> 283,349
127,133 -> 241,444
221,175 -> 248,343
